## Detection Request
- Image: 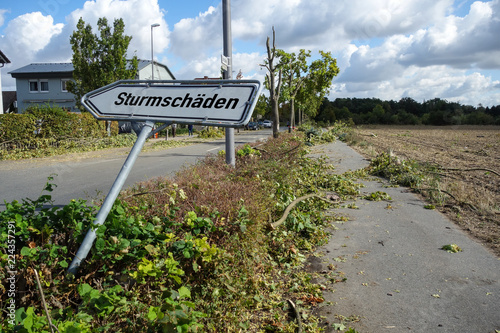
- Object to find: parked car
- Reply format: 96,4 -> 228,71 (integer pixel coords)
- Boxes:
246,121 -> 260,130
262,120 -> 272,128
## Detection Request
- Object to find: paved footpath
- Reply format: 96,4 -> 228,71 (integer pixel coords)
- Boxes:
308,141 -> 500,333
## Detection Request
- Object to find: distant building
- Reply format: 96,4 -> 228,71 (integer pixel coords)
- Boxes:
0,50 -> 11,114
8,60 -> 175,113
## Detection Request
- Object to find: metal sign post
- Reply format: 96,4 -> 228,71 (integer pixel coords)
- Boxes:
223,0 -> 235,166
67,79 -> 261,275
67,120 -> 156,274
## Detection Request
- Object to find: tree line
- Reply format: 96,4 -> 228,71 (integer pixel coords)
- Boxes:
314,97 -> 500,126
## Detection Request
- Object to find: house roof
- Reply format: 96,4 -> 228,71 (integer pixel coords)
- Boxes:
137,59 -> 176,79
9,60 -> 176,79
0,50 -> 11,64
9,63 -> 74,78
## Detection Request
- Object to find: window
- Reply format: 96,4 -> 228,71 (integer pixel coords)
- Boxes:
40,80 -> 49,92
29,80 -> 38,93
61,79 -> 70,92
29,79 -> 49,93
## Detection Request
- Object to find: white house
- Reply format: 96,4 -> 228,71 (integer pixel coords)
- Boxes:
8,60 -> 175,113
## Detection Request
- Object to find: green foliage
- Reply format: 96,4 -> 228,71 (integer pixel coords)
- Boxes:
147,288 -> 206,332
237,144 -> 261,157
252,94 -> 271,119
0,105 -> 129,160
68,17 -> 138,108
315,97 -> 500,126
367,152 -> 433,188
366,152 -> 451,207
442,244 -> 462,253
364,191 -> 392,201
196,127 -> 224,139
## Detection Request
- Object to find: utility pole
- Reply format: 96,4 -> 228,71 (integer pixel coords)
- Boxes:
222,0 -> 235,166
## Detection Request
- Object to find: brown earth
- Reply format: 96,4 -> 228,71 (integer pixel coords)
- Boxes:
348,125 -> 500,256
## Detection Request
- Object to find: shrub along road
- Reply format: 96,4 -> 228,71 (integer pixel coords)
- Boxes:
308,140 -> 500,332
0,130 -> 271,209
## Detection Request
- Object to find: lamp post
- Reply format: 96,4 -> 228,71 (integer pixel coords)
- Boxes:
222,0 -> 235,166
150,23 -> 160,80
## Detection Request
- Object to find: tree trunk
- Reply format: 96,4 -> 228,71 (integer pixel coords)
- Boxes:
289,98 -> 295,133
263,27 -> 282,139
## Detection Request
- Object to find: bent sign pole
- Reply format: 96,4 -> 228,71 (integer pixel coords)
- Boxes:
67,120 -> 156,275
67,79 -> 261,275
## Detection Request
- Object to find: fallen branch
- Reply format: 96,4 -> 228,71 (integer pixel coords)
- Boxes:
287,299 -> 303,333
419,188 -> 478,212
34,269 -> 60,333
440,167 -> 499,178
122,188 -> 169,199
269,193 -> 339,229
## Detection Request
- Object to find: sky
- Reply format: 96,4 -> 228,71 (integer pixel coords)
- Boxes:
1,0 -> 500,107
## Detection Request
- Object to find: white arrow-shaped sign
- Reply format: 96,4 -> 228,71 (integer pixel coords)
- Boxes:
81,79 -> 262,127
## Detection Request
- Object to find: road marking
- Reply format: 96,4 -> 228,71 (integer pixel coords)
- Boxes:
207,146 -> 222,152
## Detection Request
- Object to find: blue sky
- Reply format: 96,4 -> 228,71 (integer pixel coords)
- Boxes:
1,0 -> 500,107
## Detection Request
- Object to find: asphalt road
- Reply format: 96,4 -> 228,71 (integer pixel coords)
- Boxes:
308,141 -> 500,333
0,129 -> 272,209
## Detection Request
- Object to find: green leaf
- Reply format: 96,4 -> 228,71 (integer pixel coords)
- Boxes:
24,307 -> 35,331
78,283 -> 93,297
59,260 -> 68,268
95,238 -> 105,252
178,286 -> 191,299
147,306 -> 158,321
21,247 -> 31,256
441,244 -> 462,253
332,322 -> 346,331
115,204 -> 125,215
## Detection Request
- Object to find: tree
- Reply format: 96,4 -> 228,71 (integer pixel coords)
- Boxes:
260,27 -> 283,138
278,49 -> 310,132
68,17 -> 138,108
296,51 -> 339,123
252,94 -> 271,119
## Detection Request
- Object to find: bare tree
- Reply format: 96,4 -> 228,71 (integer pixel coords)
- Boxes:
260,27 -> 282,138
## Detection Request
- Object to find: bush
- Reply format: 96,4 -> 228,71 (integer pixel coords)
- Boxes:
197,127 -> 224,139
0,105 -> 123,159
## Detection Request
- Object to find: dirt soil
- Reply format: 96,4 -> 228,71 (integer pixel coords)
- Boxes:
349,125 -> 500,256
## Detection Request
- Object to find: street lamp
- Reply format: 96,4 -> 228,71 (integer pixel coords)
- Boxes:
150,23 -> 160,80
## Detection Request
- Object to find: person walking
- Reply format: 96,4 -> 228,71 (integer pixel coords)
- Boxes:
188,124 -> 193,136
172,123 -> 177,138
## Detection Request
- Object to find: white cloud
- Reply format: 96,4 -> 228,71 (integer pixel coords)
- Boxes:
333,65 -> 500,106
0,9 -> 7,27
0,11 -> 65,91
175,56 -> 220,80
399,0 -> 500,69
4,12 -> 63,57
68,0 -> 169,60
169,6 -> 221,61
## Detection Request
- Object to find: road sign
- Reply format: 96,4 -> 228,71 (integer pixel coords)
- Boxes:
81,79 -> 261,127
221,55 -> 230,71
